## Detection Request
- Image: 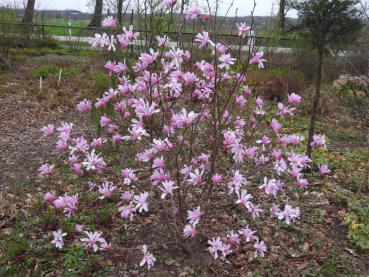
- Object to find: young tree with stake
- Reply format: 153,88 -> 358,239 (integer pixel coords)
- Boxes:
292,0 -> 363,157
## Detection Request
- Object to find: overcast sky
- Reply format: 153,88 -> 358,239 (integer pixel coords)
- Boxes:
2,0 -> 299,17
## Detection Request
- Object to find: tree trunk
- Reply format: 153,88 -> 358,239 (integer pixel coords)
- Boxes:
117,0 -> 123,26
22,0 -> 36,24
88,0 -> 104,27
178,0 -> 185,47
278,0 -> 286,31
306,49 -> 324,158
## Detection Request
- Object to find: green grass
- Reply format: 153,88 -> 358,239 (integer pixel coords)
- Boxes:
41,18 -> 89,37
30,64 -> 60,78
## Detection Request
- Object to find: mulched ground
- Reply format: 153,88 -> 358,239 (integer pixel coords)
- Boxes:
0,84 -> 92,187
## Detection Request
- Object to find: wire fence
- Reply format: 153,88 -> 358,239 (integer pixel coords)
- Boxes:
0,21 -> 297,49
1,21 -> 369,50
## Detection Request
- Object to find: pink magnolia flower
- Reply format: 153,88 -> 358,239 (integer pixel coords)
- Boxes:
259,177 -> 282,196
223,130 -> 238,149
253,239 -> 267,257
220,243 -> 232,258
218,54 -> 235,69
241,85 -> 252,96
160,180 -> 178,199
181,71 -> 197,85
248,203 -> 263,219
53,194 -> 78,217
76,224 -> 84,233
236,22 -> 251,38
255,97 -> 264,107
195,31 -> 211,48
98,182 -> 117,199
115,62 -> 128,74
139,48 -> 159,67
134,192 -> 149,212
228,170 -> 246,194
277,205 -> 300,224
118,203 -> 135,221
112,133 -> 123,144
69,136 -> 89,154
270,118 -> 282,133
272,149 -> 282,159
183,50 -> 191,60
91,33 -> 109,48
270,203 -> 280,216
187,168 -> 204,186
122,25 -> 139,41
38,164 -> 55,177
227,231 -> 241,245
212,42 -> 227,55
153,156 -> 166,169
211,174 -> 223,184
122,168 -> 138,185
310,134 -> 326,149
289,166 -> 302,179
186,2 -> 201,19
100,115 -> 111,127
91,137 -> 106,148
80,231 -> 108,252
151,168 -> 171,186
235,95 -> 247,107
51,229 -> 66,249
297,178 -> 309,187
287,152 -> 311,168
72,163 -> 82,174
57,122 -> 73,138
236,189 -> 253,209
274,158 -> 288,175
140,245 -> 156,269
82,149 -> 106,171
183,224 -> 197,238
239,225 -> 257,242
121,191 -> 134,201
107,35 -> 117,51
277,103 -> 296,117
256,135 -> 271,145
132,98 -> 160,118
44,191 -> 56,202
187,206 -> 201,225
102,16 -> 116,30
288,93 -> 302,105
156,35 -> 170,46
249,51 -> 267,68
41,124 -> 54,137
208,237 -> 223,259
319,164 -> 331,174
68,155 -> 78,165
104,61 -> 116,75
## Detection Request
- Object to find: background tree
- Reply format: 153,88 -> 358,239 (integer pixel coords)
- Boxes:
278,0 -> 287,30
88,0 -> 104,27
22,0 -> 36,24
292,0 -> 363,157
117,0 -> 123,25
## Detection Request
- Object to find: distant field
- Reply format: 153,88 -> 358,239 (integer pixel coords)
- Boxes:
38,18 -> 90,37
